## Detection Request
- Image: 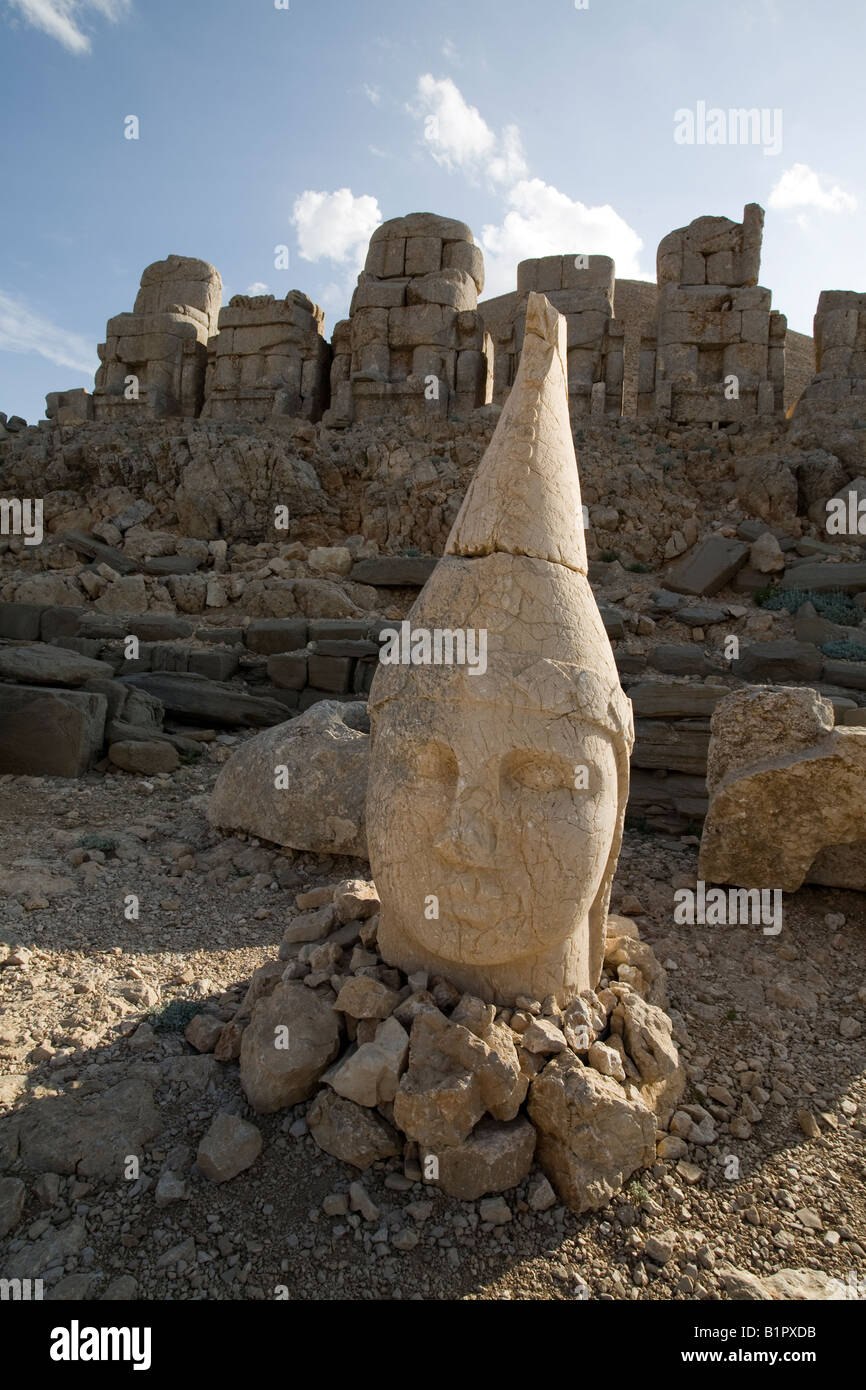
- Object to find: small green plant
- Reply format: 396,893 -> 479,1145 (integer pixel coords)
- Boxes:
626,561 -> 652,573
600,549 -> 619,563
756,586 -> 862,625
147,1000 -> 201,1032
726,1007 -> 738,1022
626,1180 -> 650,1202
79,834 -> 118,854
822,638 -> 866,661
179,749 -> 202,765
402,546 -> 423,558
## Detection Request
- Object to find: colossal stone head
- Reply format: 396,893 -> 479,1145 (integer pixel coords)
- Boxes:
366,292 -> 633,1006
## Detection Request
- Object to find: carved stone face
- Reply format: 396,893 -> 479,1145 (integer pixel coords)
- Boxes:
367,693 -> 619,994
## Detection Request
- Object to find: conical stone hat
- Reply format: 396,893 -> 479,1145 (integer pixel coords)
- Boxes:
370,292 -> 632,746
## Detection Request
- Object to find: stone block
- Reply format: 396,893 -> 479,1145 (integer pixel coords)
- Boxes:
737,640 -> 824,683
442,240 -> 485,293
266,652 -> 308,690
665,536 -> 749,595
404,237 -> 442,276
0,686 -> 107,776
307,654 -> 354,693
245,619 -> 308,654
406,271 -> 476,312
0,602 -> 44,640
189,650 -> 239,681
349,556 -> 437,587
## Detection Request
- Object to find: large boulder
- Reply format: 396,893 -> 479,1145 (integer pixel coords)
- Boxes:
435,1116 -> 536,1200
306,1089 -> 401,1169
239,980 -> 342,1113
393,1011 -> 527,1149
0,686 -> 107,776
528,1055 -> 656,1213
208,700 -> 370,856
16,1079 -> 162,1179
699,686 -> 866,890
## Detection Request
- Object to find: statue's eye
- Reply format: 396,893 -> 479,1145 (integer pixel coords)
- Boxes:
507,756 -> 570,792
413,742 -> 458,783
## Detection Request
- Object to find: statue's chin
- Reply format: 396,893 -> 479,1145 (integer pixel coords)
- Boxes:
391,913 -> 582,970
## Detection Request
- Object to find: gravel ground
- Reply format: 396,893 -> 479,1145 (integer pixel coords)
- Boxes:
1,749 -> 864,1301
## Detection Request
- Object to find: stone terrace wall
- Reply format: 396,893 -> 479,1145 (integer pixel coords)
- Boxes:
202,291 -> 331,424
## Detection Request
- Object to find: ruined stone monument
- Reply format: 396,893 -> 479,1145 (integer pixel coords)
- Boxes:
322,212 -> 491,426
699,686 -> 866,891
645,204 -> 786,423
201,291 -> 331,423
795,290 -> 866,412
479,254 -> 622,420
92,255 -> 222,421
366,291 -> 634,1006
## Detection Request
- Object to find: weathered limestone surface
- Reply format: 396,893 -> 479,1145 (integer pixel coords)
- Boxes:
202,291 -> 330,422
367,292 -> 634,1006
240,980 -> 342,1113
649,205 -> 785,423
699,686 -> 866,890
796,290 -> 866,411
480,254 -> 621,419
323,212 -> 491,426
528,1054 -> 656,1214
93,256 -> 222,421
0,685 -> 107,776
208,701 -> 370,856
656,204 -> 764,289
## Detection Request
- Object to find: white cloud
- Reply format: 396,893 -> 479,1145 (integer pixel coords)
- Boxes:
487,124 -> 527,186
409,76 -> 646,296
362,83 -> 381,106
0,289 -> 96,374
291,188 -> 382,265
768,162 -> 857,214
414,74 -> 527,185
480,179 -> 647,297
7,0 -> 131,54
246,281 -> 269,296
442,38 -> 458,61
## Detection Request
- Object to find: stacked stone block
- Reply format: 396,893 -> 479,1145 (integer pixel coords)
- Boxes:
323,213 -> 491,425
93,255 -> 222,421
796,291 -> 866,410
479,255 -> 622,420
647,204 -> 785,423
45,389 -> 94,426
201,291 -> 331,423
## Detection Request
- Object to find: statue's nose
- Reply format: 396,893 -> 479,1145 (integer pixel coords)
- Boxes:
433,791 -> 497,867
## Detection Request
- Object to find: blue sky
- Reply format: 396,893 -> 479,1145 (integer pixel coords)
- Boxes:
1,0 -> 863,424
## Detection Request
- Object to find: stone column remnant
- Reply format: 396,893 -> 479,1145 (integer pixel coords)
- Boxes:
651,204 -> 785,423
201,291 -> 331,422
366,291 -> 634,1007
93,255 -> 222,420
795,290 -> 866,412
322,212 -> 491,426
479,254 -> 620,421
